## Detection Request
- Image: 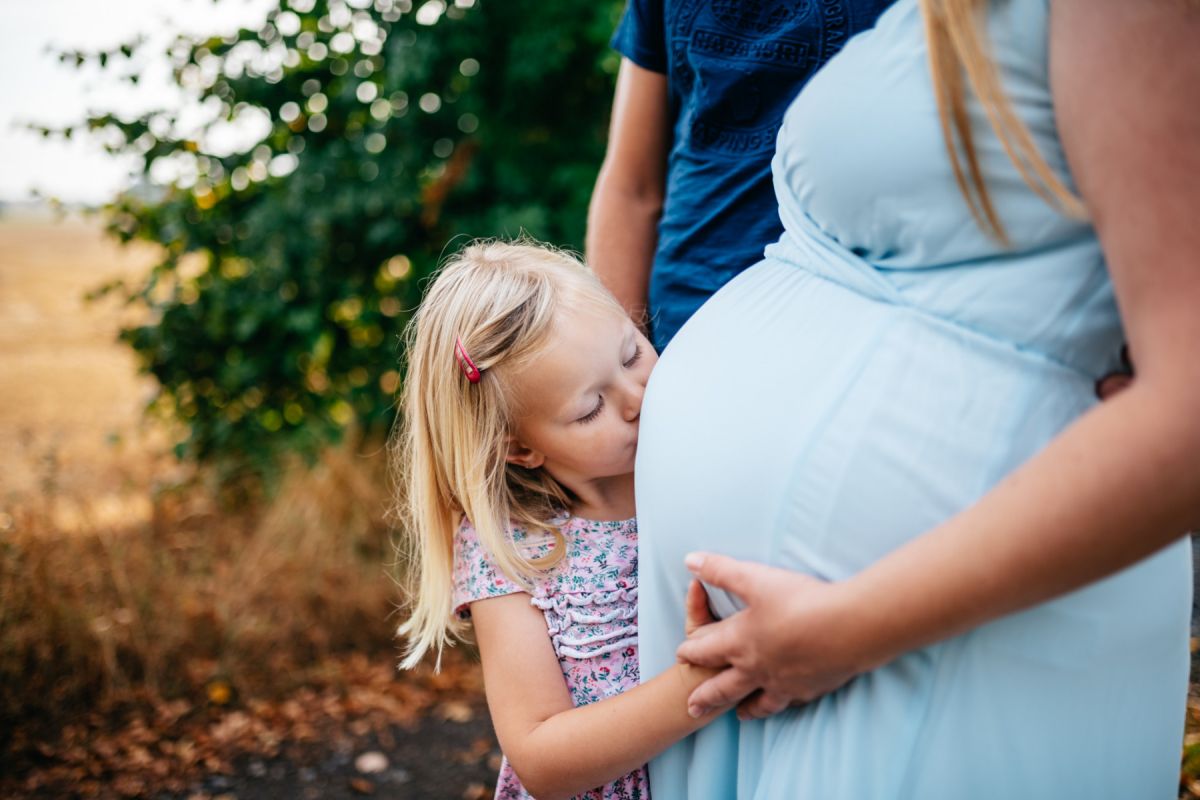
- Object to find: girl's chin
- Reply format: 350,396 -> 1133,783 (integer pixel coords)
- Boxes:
599,467 -> 636,485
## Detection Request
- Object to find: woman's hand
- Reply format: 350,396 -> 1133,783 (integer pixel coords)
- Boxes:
676,553 -> 879,721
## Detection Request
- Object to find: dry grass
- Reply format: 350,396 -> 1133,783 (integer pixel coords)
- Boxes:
0,210 -> 413,743
1,443 -> 400,707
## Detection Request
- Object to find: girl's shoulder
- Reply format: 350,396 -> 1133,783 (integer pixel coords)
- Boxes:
451,515 -> 638,616
455,514 -> 638,555
454,514 -> 561,564
452,517 -> 523,617
450,515 -> 562,617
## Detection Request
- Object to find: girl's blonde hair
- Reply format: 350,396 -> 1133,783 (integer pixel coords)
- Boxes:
393,239 -> 625,669
919,0 -> 1087,243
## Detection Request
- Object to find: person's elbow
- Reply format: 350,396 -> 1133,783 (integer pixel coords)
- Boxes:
591,159 -> 665,219
504,755 -> 577,800
1140,364 -> 1200,448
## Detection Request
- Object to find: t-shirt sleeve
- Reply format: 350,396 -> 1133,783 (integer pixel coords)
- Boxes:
451,517 -> 527,618
611,0 -> 667,74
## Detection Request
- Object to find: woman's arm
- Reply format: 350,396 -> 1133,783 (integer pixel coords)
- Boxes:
472,581 -> 722,800
678,0 -> 1200,719
585,57 -> 670,325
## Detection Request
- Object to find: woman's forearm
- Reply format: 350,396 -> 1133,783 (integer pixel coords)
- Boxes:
508,662 -> 720,800
842,379 -> 1200,672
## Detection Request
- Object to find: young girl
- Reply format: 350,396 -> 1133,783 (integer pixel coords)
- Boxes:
394,240 -> 723,799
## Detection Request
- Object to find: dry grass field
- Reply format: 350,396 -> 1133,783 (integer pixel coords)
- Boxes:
0,209 -> 172,529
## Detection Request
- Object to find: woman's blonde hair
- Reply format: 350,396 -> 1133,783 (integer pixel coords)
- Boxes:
392,239 -> 625,669
920,0 -> 1087,242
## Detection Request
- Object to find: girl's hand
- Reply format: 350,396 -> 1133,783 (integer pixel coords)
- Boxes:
676,553 -> 878,721
683,578 -> 716,637
1095,346 -> 1134,400
677,579 -> 730,708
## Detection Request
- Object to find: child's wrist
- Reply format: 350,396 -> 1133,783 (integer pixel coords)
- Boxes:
674,660 -> 720,691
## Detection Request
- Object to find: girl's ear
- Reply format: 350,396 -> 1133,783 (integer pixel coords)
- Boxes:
505,437 -> 545,469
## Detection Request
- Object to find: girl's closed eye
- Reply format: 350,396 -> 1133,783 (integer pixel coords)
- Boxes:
578,396 -> 605,424
624,344 -> 642,368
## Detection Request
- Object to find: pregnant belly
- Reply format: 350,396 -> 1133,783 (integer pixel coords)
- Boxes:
635,258 -> 1190,799
635,258 -> 1098,585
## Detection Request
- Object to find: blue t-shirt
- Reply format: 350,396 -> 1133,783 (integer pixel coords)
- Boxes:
612,0 -> 894,349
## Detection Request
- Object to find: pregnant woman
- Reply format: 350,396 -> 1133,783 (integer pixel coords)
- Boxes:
635,0 -> 1200,797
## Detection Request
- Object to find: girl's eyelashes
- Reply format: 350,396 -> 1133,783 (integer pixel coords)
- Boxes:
574,342 -> 640,424
578,396 -> 605,424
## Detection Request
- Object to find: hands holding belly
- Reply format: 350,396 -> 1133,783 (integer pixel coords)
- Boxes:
676,553 -> 880,721
677,369 -> 1139,722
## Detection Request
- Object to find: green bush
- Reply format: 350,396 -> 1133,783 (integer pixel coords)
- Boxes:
53,0 -> 623,480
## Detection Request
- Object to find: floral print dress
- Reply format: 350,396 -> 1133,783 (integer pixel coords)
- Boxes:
452,515 -> 646,800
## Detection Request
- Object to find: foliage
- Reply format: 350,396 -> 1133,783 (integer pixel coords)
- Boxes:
46,0 -> 623,479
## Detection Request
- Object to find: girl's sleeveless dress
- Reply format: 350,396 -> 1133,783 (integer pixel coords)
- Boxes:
633,0 -> 1191,797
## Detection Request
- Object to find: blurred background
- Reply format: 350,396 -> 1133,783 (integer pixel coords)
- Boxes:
1,0 -> 621,796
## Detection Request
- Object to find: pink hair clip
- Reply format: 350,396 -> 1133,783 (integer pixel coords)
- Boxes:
455,336 -> 482,384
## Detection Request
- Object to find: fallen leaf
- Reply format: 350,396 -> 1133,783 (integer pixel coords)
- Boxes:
462,783 -> 490,800
207,680 -> 234,707
438,700 -> 474,723
454,737 -> 493,764
355,751 -> 389,774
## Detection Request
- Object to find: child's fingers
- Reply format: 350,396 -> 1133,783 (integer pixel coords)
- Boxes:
684,578 -> 715,636
684,552 -> 752,600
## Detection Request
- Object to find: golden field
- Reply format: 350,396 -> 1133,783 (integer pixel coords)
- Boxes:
0,210 -> 168,526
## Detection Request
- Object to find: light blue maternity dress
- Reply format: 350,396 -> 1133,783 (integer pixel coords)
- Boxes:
634,0 -> 1192,797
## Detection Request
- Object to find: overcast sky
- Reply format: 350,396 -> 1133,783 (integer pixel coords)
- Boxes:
0,0 -> 275,204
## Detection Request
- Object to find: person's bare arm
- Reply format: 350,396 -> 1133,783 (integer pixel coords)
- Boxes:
472,581 -> 721,800
678,0 -> 1200,718
586,58 -> 670,326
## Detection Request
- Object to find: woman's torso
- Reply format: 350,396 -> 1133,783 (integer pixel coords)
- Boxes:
634,0 -> 1190,796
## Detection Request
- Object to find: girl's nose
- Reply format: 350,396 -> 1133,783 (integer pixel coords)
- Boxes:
620,378 -> 644,422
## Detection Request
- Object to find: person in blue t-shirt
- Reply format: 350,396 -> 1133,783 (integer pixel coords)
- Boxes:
586,0 -> 894,351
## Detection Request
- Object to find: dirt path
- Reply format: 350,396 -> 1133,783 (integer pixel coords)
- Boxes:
180,716 -> 501,800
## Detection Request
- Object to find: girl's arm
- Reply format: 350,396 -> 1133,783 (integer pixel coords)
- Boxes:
677,0 -> 1200,719
471,582 -> 722,800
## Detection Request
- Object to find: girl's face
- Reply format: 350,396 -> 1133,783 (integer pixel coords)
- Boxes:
505,302 -> 657,492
